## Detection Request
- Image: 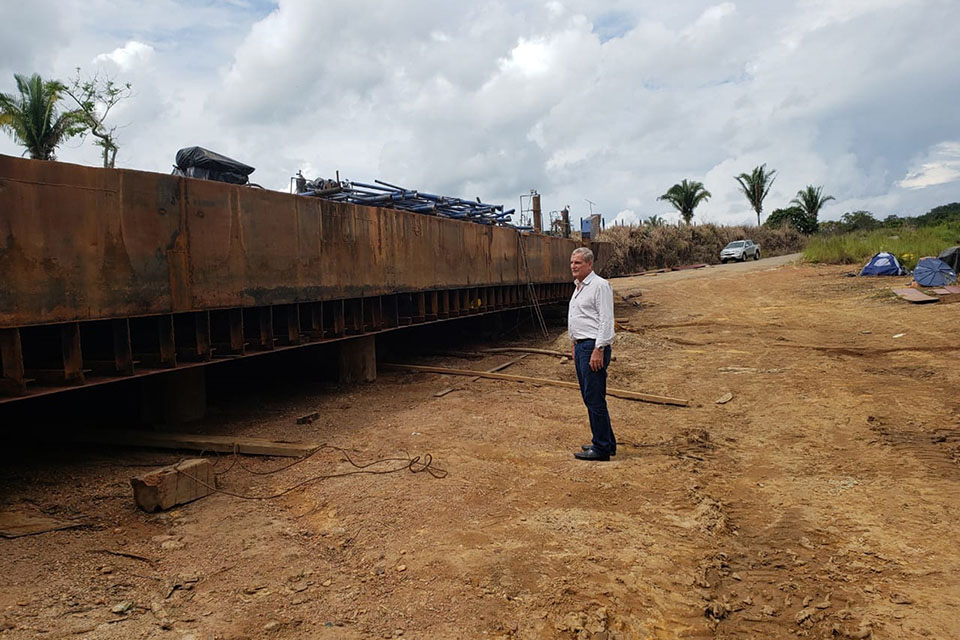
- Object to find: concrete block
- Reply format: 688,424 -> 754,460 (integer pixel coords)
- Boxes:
131,458 -> 214,512
338,335 -> 376,383
140,368 -> 207,425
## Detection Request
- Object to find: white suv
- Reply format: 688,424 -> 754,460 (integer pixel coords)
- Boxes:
720,239 -> 760,263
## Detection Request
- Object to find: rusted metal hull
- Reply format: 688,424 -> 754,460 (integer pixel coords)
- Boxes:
0,155 -> 606,401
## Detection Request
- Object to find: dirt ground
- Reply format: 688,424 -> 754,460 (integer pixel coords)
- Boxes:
1,255 -> 958,639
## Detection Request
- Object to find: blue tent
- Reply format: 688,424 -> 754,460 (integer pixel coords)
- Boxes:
913,257 -> 958,287
860,252 -> 907,276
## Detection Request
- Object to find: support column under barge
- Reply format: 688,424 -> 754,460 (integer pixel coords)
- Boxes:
0,155 -> 608,402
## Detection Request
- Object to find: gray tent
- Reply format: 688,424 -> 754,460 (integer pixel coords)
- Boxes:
938,246 -> 960,272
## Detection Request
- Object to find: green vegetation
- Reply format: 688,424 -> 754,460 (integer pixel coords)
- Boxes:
791,185 -> 834,225
735,164 -> 777,226
818,203 -> 960,235
63,69 -> 133,168
658,179 -> 711,225
803,222 -> 960,269
599,223 -> 804,275
765,205 -> 817,234
0,70 -> 133,165
0,73 -> 85,160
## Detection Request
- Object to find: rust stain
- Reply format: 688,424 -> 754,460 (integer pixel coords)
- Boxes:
0,154 -> 576,328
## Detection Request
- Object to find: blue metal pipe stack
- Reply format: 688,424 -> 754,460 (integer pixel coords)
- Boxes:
297,176 -> 529,230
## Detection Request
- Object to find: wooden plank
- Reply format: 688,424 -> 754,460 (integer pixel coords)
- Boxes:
390,363 -> 689,406
69,430 -> 320,457
892,288 -> 939,304
931,286 -> 960,303
0,510 -> 83,538
434,354 -> 528,397
131,458 -> 215,512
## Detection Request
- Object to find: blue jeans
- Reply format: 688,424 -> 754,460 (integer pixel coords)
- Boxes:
574,340 -> 615,454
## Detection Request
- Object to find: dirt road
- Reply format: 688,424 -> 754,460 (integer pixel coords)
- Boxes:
1,258 -> 957,639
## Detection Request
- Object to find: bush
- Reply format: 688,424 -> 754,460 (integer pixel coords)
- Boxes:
597,223 -> 805,276
803,222 -> 960,269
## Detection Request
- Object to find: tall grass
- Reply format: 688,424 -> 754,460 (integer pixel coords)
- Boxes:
803,223 -> 960,269
598,224 -> 805,276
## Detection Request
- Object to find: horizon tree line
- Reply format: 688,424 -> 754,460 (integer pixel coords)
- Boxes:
656,165 -> 834,233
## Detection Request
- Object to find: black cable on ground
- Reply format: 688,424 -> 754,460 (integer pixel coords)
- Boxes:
173,445 -> 447,501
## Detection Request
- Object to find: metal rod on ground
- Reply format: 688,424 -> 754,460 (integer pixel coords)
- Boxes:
433,354 -> 528,397
478,347 -> 615,361
388,363 -> 689,407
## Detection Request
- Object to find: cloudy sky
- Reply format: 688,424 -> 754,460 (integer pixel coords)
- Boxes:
2,0 -> 958,227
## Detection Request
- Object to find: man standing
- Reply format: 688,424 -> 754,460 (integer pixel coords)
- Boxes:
568,247 -> 616,461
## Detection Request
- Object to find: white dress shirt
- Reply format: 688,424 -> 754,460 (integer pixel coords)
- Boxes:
568,270 -> 615,348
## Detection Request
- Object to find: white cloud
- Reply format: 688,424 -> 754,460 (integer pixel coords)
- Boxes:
612,209 -> 640,226
899,141 -> 960,190
94,40 -> 154,71
1,0 -> 958,226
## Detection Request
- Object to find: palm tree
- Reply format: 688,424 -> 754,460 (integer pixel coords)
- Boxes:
658,179 -> 712,225
790,185 -> 835,228
645,214 -> 665,227
734,164 -> 777,226
0,73 -> 84,160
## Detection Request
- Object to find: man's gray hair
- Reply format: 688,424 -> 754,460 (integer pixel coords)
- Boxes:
571,247 -> 594,263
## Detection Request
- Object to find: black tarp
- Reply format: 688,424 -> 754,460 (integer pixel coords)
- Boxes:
174,146 -> 255,185
937,246 -> 960,272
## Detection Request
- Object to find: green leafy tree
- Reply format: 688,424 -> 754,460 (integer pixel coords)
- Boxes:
645,214 -> 665,227
839,210 -> 879,232
63,69 -> 133,168
882,214 -> 903,228
917,202 -> 960,226
764,206 -> 818,234
734,164 -> 777,226
790,185 -> 835,229
0,73 -> 85,160
657,179 -> 712,225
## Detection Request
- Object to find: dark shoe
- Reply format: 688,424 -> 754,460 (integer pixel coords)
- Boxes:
582,444 -> 616,456
574,447 -> 610,461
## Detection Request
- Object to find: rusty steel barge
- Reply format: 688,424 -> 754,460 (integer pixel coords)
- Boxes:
0,155 -> 606,403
